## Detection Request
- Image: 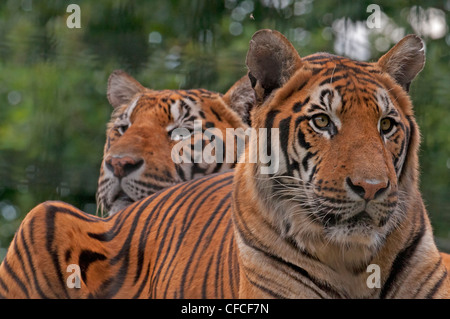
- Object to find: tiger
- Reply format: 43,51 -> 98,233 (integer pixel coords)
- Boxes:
97,70 -> 255,215
0,29 -> 449,299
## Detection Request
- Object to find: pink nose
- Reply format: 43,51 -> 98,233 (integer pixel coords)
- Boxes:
346,177 -> 389,201
105,156 -> 143,178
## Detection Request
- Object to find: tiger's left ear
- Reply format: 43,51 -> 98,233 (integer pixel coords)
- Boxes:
377,35 -> 425,92
107,70 -> 146,108
246,29 -> 303,103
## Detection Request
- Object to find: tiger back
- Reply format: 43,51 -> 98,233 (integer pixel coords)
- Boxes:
0,30 -> 449,299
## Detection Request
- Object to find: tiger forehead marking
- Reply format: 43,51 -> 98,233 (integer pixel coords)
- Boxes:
111,90 -> 207,131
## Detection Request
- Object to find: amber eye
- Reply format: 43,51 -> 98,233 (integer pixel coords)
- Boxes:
380,118 -> 394,135
312,114 -> 330,129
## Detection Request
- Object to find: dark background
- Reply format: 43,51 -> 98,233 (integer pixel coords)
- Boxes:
0,0 -> 449,259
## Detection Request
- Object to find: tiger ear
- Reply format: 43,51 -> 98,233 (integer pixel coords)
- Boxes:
223,75 -> 255,125
107,70 -> 145,108
246,29 -> 302,103
377,35 -> 425,92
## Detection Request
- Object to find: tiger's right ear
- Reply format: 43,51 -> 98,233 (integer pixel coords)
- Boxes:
107,70 -> 145,108
246,29 -> 302,103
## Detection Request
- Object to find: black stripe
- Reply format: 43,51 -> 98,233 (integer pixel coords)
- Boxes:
64,249 -> 72,263
357,76 -> 383,88
2,259 -> 29,298
0,277 -> 8,294
211,108 -> 222,121
307,104 -> 325,113
45,204 -> 71,298
196,204 -> 231,298
216,221 -> 232,298
152,178 -> 226,287
12,228 -> 31,287
380,212 -> 426,298
152,175 -> 233,297
179,191 -> 232,298
399,116 -> 414,182
293,96 -> 310,113
88,199 -> 149,242
134,180 -> 165,192
303,54 -> 333,63
28,216 -> 35,246
264,110 -> 280,165
279,116 -> 292,176
297,81 -> 308,92
205,121 -> 215,128
413,258 -> 443,298
150,178 -> 229,280
227,230 -> 238,298
425,268 -> 448,298
296,116 -> 311,149
302,151 -> 314,171
111,190 -> 174,261
319,89 -> 333,108
90,193 -> 167,298
308,164 -> 316,182
131,260 -> 151,298
319,74 -> 346,86
78,250 -> 107,284
175,164 -> 186,181
244,269 -> 286,299
19,226 -> 49,298
201,254 -> 215,298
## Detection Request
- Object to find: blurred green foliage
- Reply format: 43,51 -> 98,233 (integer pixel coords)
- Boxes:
0,0 -> 449,259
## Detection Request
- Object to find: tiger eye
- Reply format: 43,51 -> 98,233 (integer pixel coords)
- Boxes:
380,118 -> 393,133
313,114 -> 330,128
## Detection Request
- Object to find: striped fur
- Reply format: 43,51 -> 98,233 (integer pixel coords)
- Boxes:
0,30 -> 449,298
97,71 -> 254,215
0,175 -> 236,298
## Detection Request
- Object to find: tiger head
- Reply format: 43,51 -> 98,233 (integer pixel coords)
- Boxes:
97,70 -> 254,216
241,30 -> 425,255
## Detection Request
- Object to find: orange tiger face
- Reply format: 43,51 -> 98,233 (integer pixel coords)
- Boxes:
97,71 -> 253,215
246,31 -> 424,252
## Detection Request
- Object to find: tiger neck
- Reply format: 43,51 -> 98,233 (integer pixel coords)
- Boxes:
232,162 -> 436,298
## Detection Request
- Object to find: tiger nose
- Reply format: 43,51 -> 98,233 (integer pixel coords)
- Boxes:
105,156 -> 144,178
346,177 -> 389,201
